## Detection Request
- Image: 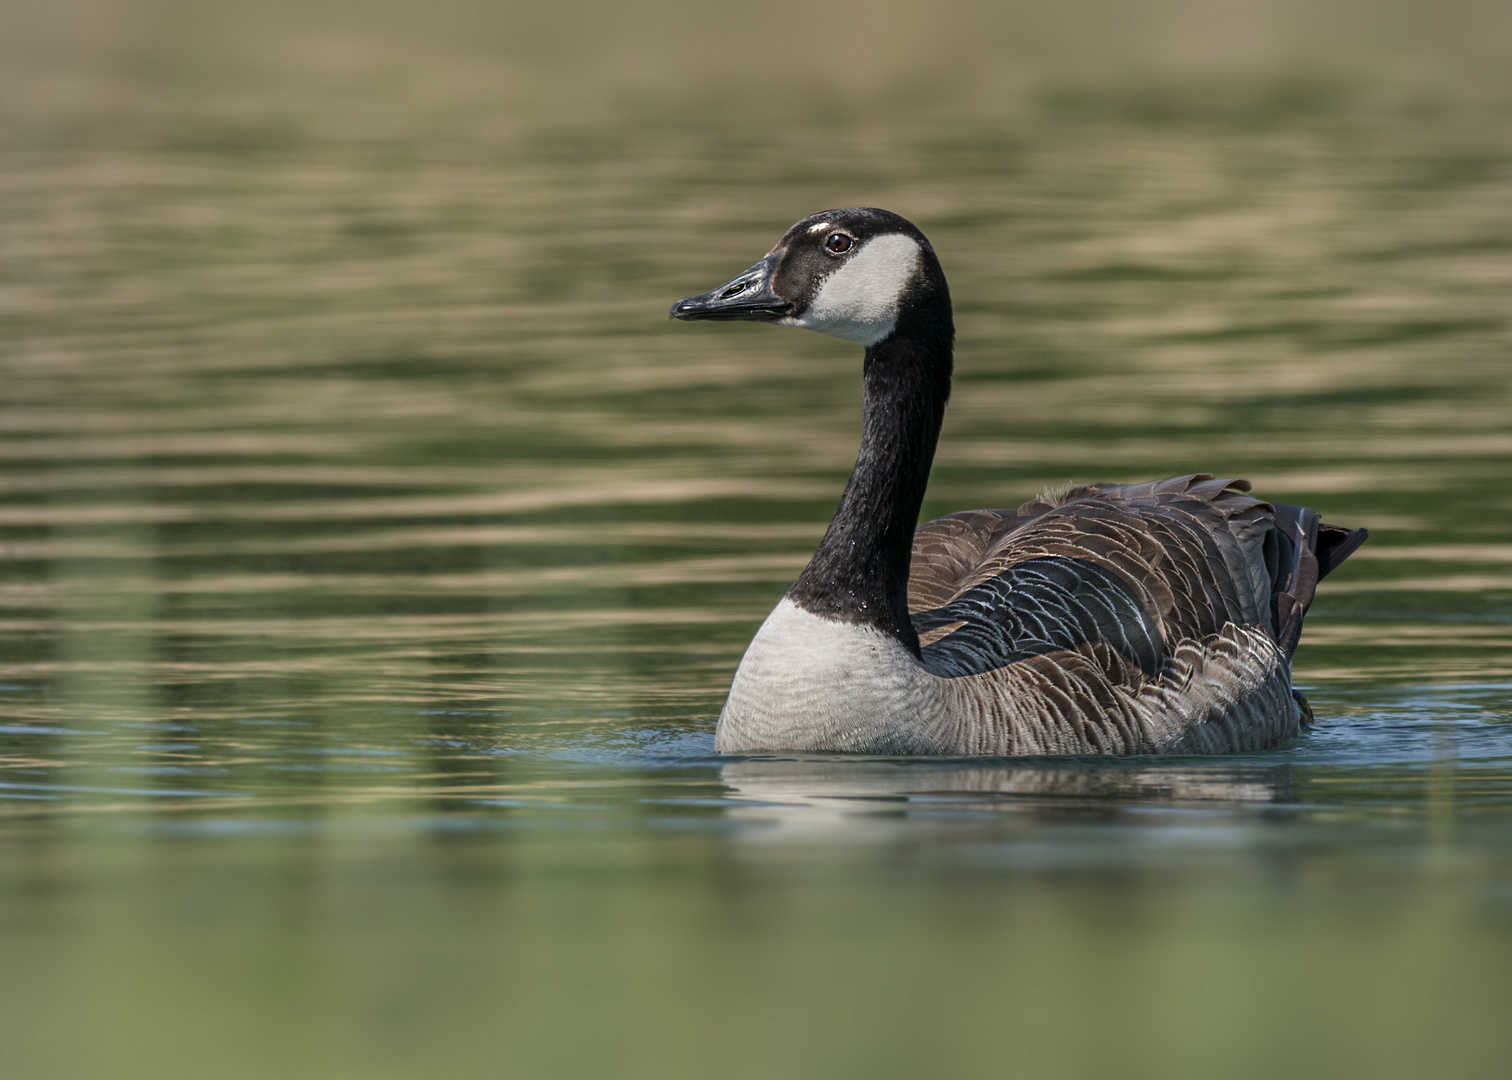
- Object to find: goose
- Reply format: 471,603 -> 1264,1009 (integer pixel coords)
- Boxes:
670,208 -> 1367,756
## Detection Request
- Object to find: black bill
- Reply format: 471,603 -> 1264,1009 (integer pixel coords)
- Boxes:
669,252 -> 792,322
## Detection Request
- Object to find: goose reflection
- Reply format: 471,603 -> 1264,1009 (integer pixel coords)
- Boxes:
720,756 -> 1295,821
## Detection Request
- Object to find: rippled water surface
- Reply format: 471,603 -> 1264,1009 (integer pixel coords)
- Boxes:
4,6 -> 1512,1076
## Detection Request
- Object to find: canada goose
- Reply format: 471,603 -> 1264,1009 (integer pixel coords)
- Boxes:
671,208 -> 1367,756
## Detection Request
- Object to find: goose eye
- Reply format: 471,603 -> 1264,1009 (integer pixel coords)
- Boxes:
824,232 -> 853,255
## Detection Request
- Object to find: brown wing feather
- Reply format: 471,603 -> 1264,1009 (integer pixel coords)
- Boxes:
898,475 -> 1365,754
907,509 -> 1030,611
907,474 -> 1366,674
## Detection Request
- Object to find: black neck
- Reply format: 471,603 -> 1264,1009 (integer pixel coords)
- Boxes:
787,322 -> 954,655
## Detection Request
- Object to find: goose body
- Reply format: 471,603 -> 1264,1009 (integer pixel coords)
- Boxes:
671,208 -> 1367,756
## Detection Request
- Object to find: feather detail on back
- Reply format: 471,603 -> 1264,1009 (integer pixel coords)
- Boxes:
902,474 -> 1367,754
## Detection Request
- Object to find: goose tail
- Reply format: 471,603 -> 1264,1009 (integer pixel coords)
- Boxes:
1269,504 -> 1368,660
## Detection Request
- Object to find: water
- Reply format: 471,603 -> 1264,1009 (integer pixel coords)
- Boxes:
3,3 -> 1512,1076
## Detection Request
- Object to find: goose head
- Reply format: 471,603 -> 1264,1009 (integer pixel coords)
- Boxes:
670,208 -> 950,348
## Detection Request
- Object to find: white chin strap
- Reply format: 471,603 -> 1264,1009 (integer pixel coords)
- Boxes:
781,234 -> 921,346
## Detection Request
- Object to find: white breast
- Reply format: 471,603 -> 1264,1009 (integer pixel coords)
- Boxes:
715,598 -> 947,753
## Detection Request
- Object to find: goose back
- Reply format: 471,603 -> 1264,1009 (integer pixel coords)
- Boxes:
903,474 -> 1367,754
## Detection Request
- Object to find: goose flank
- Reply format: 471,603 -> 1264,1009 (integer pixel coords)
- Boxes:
670,208 -> 1367,756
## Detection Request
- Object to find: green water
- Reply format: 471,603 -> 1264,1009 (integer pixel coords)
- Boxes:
3,3 -> 1512,1076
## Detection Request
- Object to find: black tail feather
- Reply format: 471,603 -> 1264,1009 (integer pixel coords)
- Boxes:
1268,506 -> 1366,659
1317,524 -> 1369,579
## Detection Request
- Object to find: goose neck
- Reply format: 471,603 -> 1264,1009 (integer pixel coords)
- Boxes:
787,329 -> 953,654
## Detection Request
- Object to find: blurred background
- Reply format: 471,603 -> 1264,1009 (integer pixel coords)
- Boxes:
2,1 -> 1511,1077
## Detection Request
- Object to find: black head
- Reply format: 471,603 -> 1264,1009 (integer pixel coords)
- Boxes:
670,208 -> 950,348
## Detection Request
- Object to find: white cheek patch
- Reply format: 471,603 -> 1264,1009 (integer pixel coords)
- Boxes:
781,233 -> 921,346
